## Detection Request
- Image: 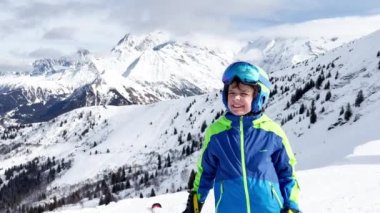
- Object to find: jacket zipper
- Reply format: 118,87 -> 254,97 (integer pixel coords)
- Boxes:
271,183 -> 283,209
215,181 -> 224,212
240,116 -> 251,213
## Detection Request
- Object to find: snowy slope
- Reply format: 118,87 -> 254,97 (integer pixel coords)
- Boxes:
1,19 -> 380,213
48,28 -> 380,212
239,15 -> 380,72
266,29 -> 380,170
52,140 -> 380,213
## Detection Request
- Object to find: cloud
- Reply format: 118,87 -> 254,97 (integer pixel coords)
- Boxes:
103,0 -> 286,35
0,57 -> 32,73
28,48 -> 64,58
246,14 -> 380,39
234,49 -> 264,65
43,27 -> 76,40
1,0 -> 380,73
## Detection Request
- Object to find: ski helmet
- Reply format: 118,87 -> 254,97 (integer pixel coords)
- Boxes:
222,61 -> 271,114
151,203 -> 162,208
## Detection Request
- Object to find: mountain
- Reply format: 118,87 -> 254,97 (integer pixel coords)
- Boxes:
0,31 -> 231,124
2,19 -> 375,125
238,15 -> 380,72
1,29 -> 380,212
239,36 -> 346,73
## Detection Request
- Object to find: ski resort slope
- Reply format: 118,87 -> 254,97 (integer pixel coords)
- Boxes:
52,139 -> 380,213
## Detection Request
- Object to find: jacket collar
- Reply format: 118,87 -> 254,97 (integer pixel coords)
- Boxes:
225,111 -> 263,127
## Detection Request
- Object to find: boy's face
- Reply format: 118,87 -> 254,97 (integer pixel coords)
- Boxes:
227,82 -> 257,116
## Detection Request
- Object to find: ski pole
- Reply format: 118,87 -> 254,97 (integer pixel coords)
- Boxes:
193,193 -> 200,213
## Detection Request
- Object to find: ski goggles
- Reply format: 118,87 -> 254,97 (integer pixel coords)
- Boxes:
222,62 -> 272,88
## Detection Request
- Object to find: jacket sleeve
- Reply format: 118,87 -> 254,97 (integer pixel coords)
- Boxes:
193,130 -> 218,203
271,129 -> 301,211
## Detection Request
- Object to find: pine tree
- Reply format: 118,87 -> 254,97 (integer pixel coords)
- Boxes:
187,133 -> 192,141
99,181 -> 113,205
339,106 -> 344,115
325,91 -> 332,101
310,110 -> 317,124
354,90 -> 364,107
316,74 -> 325,89
178,135 -> 183,145
201,121 -> 207,133
335,71 -> 339,80
157,155 -> 162,170
125,179 -> 131,189
377,51 -> 380,57
344,103 -> 353,121
187,170 -> 196,189
150,188 -> 156,197
324,81 -> 330,90
166,154 -> 171,167
309,100 -> 317,124
299,103 -> 305,114
144,172 -> 149,184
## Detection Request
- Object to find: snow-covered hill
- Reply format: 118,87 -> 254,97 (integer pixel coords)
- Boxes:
236,15 -> 380,72
1,19 -> 380,213
50,140 -> 380,213
266,29 -> 380,169
45,28 -> 380,213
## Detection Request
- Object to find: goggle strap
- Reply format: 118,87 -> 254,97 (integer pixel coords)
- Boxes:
258,75 -> 272,89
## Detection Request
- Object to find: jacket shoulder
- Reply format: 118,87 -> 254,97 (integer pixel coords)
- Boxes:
253,114 -> 286,139
205,115 -> 231,137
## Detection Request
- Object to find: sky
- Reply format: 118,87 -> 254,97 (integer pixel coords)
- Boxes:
1,0 -> 380,72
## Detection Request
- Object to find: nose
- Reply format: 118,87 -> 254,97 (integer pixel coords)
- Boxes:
232,94 -> 241,101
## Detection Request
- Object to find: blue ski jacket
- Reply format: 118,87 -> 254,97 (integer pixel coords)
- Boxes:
193,113 -> 300,213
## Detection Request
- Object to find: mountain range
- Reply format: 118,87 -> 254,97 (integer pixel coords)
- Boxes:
0,17 -> 380,212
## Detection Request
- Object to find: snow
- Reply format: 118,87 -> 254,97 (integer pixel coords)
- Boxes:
1,16 -> 380,213
299,140 -> 380,213
52,140 -> 380,213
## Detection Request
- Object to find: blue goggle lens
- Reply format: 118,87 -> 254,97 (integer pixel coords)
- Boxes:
222,62 -> 260,85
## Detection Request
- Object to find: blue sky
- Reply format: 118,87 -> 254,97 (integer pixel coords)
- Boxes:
0,0 -> 380,72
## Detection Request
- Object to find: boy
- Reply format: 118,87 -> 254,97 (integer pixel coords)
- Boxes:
183,61 -> 301,213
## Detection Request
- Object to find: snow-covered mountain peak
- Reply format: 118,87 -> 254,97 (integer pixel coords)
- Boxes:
2,24 -> 380,213
30,49 -> 96,77
238,35 -> 353,72
111,31 -> 172,56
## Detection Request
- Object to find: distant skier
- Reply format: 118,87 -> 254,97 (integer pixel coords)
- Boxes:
183,61 -> 301,213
